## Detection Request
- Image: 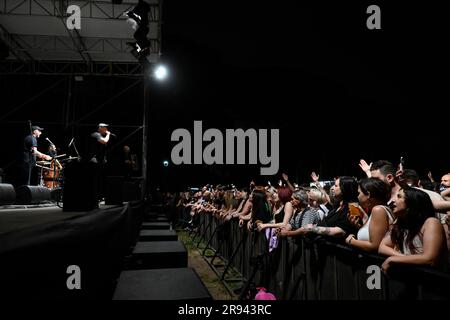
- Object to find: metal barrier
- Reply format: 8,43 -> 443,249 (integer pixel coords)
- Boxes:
193,214 -> 450,300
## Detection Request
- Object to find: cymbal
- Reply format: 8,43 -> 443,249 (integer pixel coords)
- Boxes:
61,156 -> 80,162
35,164 -> 51,170
36,161 -> 51,165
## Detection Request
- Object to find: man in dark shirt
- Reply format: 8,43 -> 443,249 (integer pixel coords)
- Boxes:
122,145 -> 139,177
88,123 -> 112,164
23,125 -> 52,185
87,123 -> 114,200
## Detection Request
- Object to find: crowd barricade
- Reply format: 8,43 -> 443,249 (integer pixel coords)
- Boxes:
193,213 -> 450,300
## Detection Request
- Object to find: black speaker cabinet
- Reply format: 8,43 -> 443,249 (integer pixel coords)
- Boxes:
123,178 -> 142,201
15,185 -> 51,204
0,183 -> 16,205
63,162 -> 99,212
105,176 -> 124,205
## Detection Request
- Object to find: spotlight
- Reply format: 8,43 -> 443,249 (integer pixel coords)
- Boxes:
154,65 -> 168,80
163,160 -> 169,167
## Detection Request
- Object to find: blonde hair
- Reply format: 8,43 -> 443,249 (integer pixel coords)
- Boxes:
308,188 -> 327,205
224,190 -> 234,210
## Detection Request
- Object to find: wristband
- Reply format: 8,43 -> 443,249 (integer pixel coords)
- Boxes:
348,236 -> 354,245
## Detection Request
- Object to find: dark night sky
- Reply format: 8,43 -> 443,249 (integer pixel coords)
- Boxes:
1,1 -> 448,190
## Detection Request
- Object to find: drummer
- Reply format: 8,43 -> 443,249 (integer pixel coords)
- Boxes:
22,125 -> 52,186
47,144 -> 58,158
42,143 -> 62,189
46,143 -> 63,170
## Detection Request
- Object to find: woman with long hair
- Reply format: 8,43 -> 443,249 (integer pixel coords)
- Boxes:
257,186 -> 293,231
248,189 -> 272,230
303,176 -> 359,238
346,178 -> 393,252
379,187 -> 448,273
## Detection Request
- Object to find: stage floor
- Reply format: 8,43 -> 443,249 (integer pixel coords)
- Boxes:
0,202 -> 121,235
0,201 -> 143,299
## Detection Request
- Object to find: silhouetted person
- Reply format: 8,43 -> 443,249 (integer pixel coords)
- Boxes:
22,125 -> 52,185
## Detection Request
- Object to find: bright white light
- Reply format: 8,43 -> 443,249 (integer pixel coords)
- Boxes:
154,65 -> 168,80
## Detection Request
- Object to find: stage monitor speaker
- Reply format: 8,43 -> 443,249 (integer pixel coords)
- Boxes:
15,185 -> 51,204
63,162 -> 99,212
0,183 -> 16,205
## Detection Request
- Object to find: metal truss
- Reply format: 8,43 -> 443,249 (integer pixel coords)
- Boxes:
0,59 -> 144,76
8,33 -> 160,55
0,0 -> 161,22
0,0 -> 162,65
0,23 -> 34,61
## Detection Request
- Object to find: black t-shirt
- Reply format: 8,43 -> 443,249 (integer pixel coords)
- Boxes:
275,205 -> 286,223
23,134 -> 37,164
88,132 -> 107,164
253,201 -> 272,223
122,152 -> 139,174
318,204 -> 358,236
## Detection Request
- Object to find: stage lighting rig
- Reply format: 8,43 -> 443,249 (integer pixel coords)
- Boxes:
124,0 -> 151,60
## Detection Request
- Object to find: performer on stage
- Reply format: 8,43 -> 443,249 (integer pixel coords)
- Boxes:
47,143 -> 58,158
122,145 -> 139,178
88,123 -> 113,164
23,125 -> 52,185
88,123 -> 115,200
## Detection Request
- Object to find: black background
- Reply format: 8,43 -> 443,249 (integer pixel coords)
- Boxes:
1,1 -> 448,190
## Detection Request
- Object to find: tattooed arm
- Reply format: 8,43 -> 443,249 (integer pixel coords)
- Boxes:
304,224 -> 346,237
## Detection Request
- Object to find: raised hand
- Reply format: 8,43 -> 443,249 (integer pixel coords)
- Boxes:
282,173 -> 289,181
359,159 -> 372,177
428,171 -> 435,183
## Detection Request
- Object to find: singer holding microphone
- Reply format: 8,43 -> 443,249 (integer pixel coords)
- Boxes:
23,125 -> 52,186
88,123 -> 115,164
88,123 -> 115,200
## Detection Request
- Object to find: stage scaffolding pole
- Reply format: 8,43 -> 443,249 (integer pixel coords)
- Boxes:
142,61 -> 150,201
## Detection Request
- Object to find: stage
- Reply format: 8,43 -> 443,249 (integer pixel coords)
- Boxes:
0,201 -> 145,299
0,203 -> 132,235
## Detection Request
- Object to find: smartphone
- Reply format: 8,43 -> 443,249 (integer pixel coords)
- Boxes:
399,156 -> 405,171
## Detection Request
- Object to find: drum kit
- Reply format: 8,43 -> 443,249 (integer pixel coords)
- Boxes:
35,151 -> 81,189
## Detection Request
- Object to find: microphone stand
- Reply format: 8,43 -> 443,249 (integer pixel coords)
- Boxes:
46,137 -> 56,147
70,138 -> 81,161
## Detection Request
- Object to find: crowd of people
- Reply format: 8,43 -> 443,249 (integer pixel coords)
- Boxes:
168,160 -> 450,274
